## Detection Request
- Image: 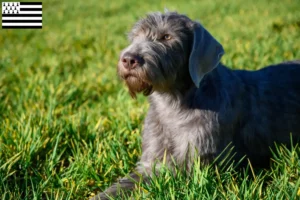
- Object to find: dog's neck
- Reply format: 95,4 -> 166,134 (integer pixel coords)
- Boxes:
149,64 -> 240,111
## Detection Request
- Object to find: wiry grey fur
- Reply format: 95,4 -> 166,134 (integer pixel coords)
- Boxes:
91,11 -> 300,199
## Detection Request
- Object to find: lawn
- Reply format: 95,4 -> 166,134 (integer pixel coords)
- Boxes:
0,0 -> 300,199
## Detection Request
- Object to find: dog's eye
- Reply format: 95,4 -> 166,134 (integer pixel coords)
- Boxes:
162,34 -> 172,40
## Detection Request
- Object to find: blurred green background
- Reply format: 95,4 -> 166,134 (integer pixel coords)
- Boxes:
0,0 -> 299,199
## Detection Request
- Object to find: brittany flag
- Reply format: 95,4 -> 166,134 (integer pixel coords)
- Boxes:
2,2 -> 42,29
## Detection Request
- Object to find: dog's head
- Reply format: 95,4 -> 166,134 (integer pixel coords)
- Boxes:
117,11 -> 224,98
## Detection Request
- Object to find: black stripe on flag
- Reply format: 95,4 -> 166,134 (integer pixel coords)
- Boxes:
2,26 -> 42,29
20,2 -> 42,5
20,8 -> 42,11
2,14 -> 42,17
2,20 -> 42,23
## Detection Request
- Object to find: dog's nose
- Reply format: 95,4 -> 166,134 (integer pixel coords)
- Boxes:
121,52 -> 144,69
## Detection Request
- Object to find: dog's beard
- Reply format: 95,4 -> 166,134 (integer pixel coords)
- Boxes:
124,76 -> 153,98
118,60 -> 156,98
117,57 -> 176,98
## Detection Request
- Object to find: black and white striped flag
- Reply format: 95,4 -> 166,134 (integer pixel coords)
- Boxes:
2,2 -> 42,29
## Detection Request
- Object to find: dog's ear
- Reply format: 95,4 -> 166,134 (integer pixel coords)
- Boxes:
189,23 -> 224,87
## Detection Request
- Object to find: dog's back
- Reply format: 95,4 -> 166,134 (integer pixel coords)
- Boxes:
230,61 -> 300,166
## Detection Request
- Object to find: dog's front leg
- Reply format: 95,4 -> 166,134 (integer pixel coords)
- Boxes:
91,108 -> 165,200
90,168 -> 151,200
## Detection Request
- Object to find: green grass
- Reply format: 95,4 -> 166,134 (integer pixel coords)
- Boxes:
0,0 -> 300,199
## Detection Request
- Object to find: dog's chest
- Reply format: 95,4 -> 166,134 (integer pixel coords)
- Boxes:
153,97 -> 218,162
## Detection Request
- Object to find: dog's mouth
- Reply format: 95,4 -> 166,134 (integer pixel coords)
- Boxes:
124,74 -> 137,80
121,73 -> 153,98
117,60 -> 154,98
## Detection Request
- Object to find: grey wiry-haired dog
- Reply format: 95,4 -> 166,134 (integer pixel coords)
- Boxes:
91,11 -> 300,199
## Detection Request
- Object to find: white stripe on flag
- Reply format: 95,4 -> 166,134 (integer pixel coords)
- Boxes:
19,11 -> 42,14
2,23 -> 42,26
19,5 -> 42,8
2,17 -> 42,20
